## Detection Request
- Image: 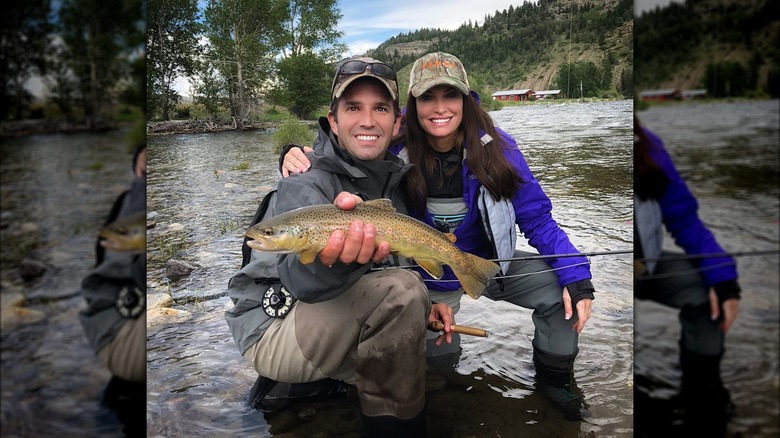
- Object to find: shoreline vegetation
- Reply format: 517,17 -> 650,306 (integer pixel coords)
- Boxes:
4,97 -> 774,138
0,119 -> 126,138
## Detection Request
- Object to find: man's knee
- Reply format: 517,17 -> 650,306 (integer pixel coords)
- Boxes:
372,269 -> 429,308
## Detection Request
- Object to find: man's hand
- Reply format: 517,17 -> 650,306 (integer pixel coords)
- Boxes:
282,146 -> 314,177
709,288 -> 739,333
317,192 -> 391,266
563,286 -> 592,334
427,303 -> 455,346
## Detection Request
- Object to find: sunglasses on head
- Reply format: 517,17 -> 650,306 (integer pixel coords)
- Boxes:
334,60 -> 397,84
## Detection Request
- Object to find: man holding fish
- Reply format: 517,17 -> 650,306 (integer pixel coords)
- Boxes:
226,58 -> 475,436
78,144 -> 146,435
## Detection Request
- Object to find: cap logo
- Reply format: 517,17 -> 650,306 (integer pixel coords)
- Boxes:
420,59 -> 460,71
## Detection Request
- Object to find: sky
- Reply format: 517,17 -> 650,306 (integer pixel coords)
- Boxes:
28,0 -> 682,98
172,0 -> 532,96
336,0 -> 532,57
634,0 -> 684,16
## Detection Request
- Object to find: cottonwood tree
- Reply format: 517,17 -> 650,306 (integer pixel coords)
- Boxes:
201,0 -> 288,128
58,0 -> 143,128
147,0 -> 201,121
271,0 -> 346,119
0,0 -> 52,120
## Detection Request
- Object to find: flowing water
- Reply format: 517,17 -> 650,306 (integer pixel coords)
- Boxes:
1,130 -> 137,436
635,99 -> 780,437
145,99 -> 634,437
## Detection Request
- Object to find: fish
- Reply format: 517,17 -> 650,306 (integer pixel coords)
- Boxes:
99,211 -> 147,253
245,198 -> 501,299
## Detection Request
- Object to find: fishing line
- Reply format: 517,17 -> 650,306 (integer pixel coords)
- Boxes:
634,261 -> 738,281
419,261 -> 593,283
637,249 -> 779,263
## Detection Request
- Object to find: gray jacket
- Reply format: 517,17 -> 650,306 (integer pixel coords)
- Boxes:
225,117 -> 414,355
79,176 -> 146,354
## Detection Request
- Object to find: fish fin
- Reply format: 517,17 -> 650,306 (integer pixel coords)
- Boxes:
299,249 -> 318,264
445,233 -> 457,243
452,253 -> 501,299
415,258 -> 444,279
359,198 -> 396,212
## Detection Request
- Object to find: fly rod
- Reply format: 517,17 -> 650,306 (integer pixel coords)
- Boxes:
638,249 -> 779,262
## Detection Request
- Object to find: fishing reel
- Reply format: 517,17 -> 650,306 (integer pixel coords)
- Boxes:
116,284 -> 145,319
262,283 -> 294,318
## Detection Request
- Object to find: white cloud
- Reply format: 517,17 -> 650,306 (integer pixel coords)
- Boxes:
338,0 -> 532,55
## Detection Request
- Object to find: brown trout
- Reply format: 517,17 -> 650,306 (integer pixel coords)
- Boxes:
244,199 -> 500,299
99,211 -> 146,253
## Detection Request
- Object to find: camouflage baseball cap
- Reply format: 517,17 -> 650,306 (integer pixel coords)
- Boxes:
408,52 -> 470,98
331,57 -> 399,103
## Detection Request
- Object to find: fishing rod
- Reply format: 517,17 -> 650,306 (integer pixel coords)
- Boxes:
369,249 -> 633,273
637,249 -> 779,263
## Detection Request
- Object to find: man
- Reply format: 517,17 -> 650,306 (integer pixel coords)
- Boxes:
79,144 -> 146,436
225,58 -> 453,437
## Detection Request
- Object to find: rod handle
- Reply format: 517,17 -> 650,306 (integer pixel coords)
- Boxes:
429,321 -> 489,338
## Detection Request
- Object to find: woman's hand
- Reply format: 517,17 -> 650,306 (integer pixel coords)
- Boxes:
428,303 -> 455,346
563,286 -> 592,334
709,288 -> 739,333
282,146 -> 314,177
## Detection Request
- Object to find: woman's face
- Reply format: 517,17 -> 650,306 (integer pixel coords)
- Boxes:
415,85 -> 463,152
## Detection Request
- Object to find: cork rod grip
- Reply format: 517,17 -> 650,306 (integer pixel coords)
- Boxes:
428,321 -> 490,338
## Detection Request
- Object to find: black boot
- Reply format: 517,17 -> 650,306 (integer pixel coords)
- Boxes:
533,348 -> 589,421
679,348 -> 735,436
101,376 -> 145,437
361,408 -> 426,438
248,375 -> 350,413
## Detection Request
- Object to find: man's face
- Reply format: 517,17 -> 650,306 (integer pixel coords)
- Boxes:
327,79 -> 401,161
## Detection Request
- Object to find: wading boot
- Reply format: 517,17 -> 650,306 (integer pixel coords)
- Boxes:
248,375 -> 350,413
533,348 -> 589,421
101,375 -> 145,437
361,408 -> 426,438
679,349 -> 735,437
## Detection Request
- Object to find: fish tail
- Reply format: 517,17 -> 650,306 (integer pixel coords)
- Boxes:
452,253 -> 501,299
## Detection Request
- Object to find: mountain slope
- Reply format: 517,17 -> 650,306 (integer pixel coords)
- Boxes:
635,0 -> 779,96
366,0 -> 633,98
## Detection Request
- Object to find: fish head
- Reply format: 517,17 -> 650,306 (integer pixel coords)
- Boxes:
99,212 -> 146,252
245,223 -> 310,254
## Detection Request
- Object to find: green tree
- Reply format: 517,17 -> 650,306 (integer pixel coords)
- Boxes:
193,62 -> 229,119
271,0 -> 345,119
271,52 -> 330,119
0,0 -> 53,120
202,0 -> 288,128
147,0 -> 201,120
554,61 -> 601,98
58,0 -> 144,128
282,0 -> 345,61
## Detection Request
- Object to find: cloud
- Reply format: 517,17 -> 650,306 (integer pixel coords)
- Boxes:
338,0 -> 530,55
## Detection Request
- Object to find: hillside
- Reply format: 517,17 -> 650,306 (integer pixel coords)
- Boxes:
635,0 -> 779,96
366,0 -> 633,98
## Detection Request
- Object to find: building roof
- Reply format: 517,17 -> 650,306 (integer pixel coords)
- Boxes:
535,90 -> 561,95
681,89 -> 707,96
639,89 -> 680,97
491,89 -> 534,97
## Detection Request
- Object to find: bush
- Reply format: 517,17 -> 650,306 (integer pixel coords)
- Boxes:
271,119 -> 316,153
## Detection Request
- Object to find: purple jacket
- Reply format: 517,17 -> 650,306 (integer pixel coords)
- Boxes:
644,128 -> 739,288
390,127 -> 592,292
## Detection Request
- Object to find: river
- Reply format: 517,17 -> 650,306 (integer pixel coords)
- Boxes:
145,99 -> 634,437
635,99 -> 780,437
1,130 -> 137,436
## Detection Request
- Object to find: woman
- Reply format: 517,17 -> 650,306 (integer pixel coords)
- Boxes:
634,115 -> 739,435
282,52 -> 596,421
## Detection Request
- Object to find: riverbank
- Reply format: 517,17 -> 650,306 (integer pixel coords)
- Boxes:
0,119 -> 121,137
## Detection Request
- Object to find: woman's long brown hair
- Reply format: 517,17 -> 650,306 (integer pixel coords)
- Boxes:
398,92 -> 523,214
634,115 -> 669,200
